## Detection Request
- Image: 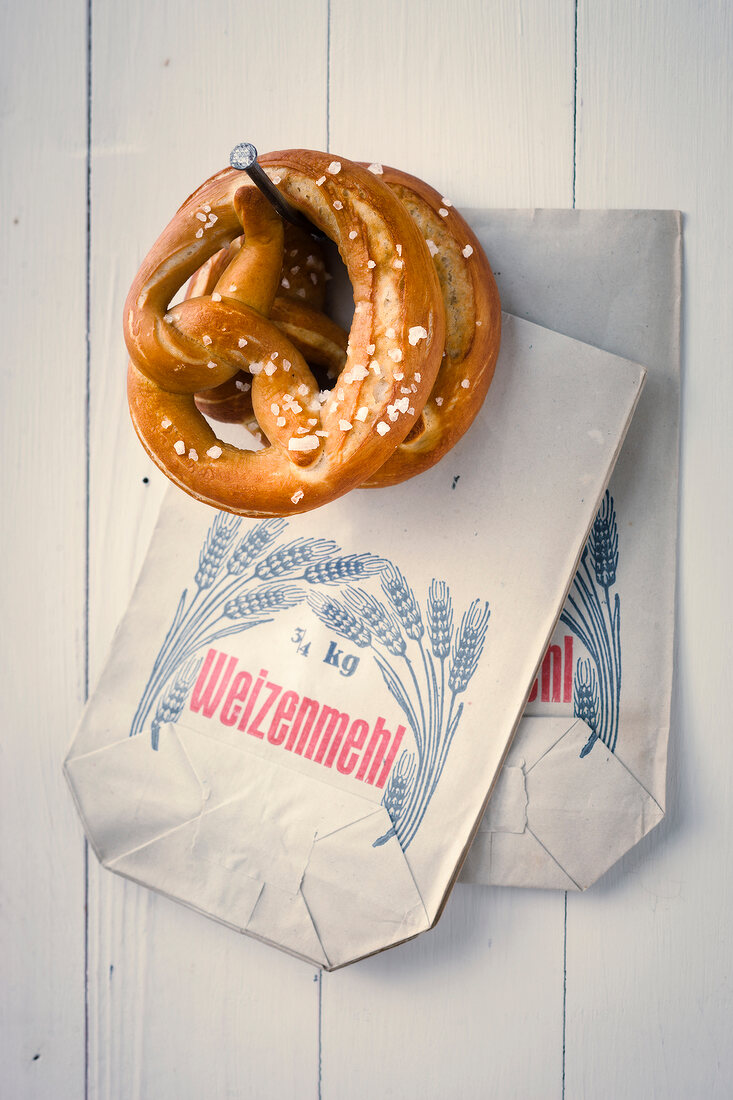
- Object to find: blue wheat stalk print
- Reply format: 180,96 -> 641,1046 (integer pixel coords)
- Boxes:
129,514 -> 383,749
308,570 -> 490,851
560,490 -> 622,755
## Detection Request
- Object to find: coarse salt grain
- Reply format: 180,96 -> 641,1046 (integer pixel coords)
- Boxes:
174,440 -> 185,454
250,362 -> 263,374
281,277 -> 290,289
415,372 -> 422,382
238,337 -> 248,347
208,360 -> 216,369
270,403 -> 280,415
393,259 -> 404,269
328,161 -> 341,174
196,229 -> 204,238
439,208 -> 449,218
291,490 -> 304,504
394,371 -> 404,380
288,436 -> 319,452
475,320 -> 482,327
462,244 -> 474,258
315,430 -> 328,437
461,378 -> 470,388
296,426 -> 309,435
291,265 -> 300,274
196,212 -> 206,222
189,449 -> 198,461
297,288 -> 306,297
367,260 -> 376,269
409,326 -> 428,346
310,273 -> 318,284
271,351 -> 279,359
435,396 -> 444,406
235,380 -> 250,392
206,446 -> 223,459
349,230 -> 358,239
376,422 -> 390,435
202,335 -> 212,345
441,197 -> 453,207
211,292 -> 222,302
229,284 -> 237,292
161,418 -> 172,429
355,406 -> 369,421
370,360 -> 381,375
264,362 -> 277,376
203,204 -> 211,213
350,364 -> 368,380
207,213 -> 218,224
386,327 -> 396,339
339,419 -> 353,431
368,163 -> 383,174
307,418 -> 317,426
298,383 -> 308,396
367,343 -> 375,355
388,349 -> 403,362
426,239 -> 439,257
409,406 -> 415,415
316,175 -> 326,186
277,416 -> 286,427
333,200 -> 343,210
272,175 -> 282,184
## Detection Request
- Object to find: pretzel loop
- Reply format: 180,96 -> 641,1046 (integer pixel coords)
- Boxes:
125,151 -> 446,515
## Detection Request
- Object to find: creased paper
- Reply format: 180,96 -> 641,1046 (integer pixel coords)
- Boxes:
66,295 -> 646,967
460,210 -> 680,891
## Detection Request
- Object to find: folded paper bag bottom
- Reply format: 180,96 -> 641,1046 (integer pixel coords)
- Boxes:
461,717 -> 665,891
65,722 -> 430,969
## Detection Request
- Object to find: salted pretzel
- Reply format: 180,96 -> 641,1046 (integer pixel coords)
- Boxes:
181,160 -> 502,491
360,164 -> 501,487
190,224 -> 348,430
125,150 -> 445,516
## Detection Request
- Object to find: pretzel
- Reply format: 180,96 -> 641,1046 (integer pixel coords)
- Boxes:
125,150 -> 445,516
190,225 -> 348,431
181,161 -> 502,491
359,165 -> 501,487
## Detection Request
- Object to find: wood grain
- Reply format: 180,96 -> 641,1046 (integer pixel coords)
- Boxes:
86,3 -> 329,1097
566,2 -> 733,1096
323,3 -> 576,1097
3,0 -> 733,1096
0,1 -> 88,1097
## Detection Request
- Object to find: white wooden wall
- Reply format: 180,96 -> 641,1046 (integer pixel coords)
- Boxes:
3,1 -> 732,1096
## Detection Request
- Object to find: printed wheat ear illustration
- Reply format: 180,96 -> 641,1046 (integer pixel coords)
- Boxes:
561,489 -> 622,756
130,519 -> 381,747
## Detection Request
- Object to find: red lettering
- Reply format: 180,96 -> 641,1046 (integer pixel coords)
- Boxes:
220,671 -> 252,726
237,669 -> 268,731
541,644 -> 562,702
528,678 -> 538,702
356,717 -> 392,784
337,719 -> 370,775
304,706 -> 350,764
190,650 -> 238,718
268,690 -> 299,746
288,698 -> 319,754
564,635 -> 574,702
247,682 -> 282,739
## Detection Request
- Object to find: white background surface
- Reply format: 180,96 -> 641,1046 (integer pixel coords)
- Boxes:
2,1 -> 731,1097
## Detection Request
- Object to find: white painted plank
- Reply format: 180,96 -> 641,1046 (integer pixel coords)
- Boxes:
329,0 -> 577,207
0,1 -> 87,1096
567,2 -> 733,1097
86,2 -> 329,1096
324,3 -> 576,1096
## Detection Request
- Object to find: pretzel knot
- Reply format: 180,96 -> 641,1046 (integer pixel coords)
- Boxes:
125,151 -> 447,516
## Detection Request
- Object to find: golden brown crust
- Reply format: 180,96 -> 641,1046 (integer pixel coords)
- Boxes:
124,151 -> 445,515
359,165 -> 502,487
